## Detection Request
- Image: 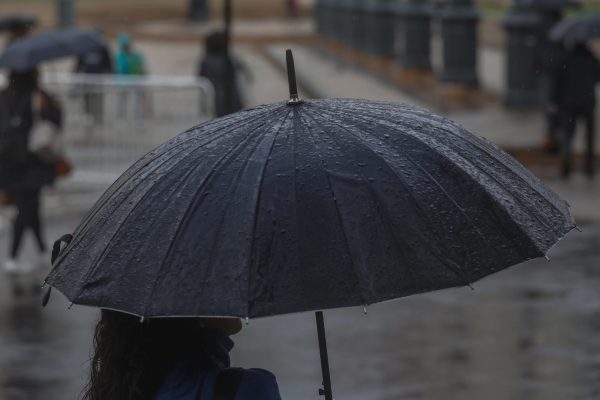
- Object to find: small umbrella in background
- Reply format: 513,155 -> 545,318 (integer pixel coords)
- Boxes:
44,50 -> 575,400
0,14 -> 37,32
521,0 -> 580,10
0,29 -> 108,71
550,14 -> 600,42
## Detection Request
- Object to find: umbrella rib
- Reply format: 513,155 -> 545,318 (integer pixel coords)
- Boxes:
298,110 -> 369,306
319,101 -> 568,237
245,108 -> 292,318
329,103 -> 567,254
306,104 -> 489,242
63,108 -> 283,303
304,106 -> 478,283
299,111 -> 424,287
138,108 -> 290,317
316,104 -> 558,251
328,100 -> 568,220
60,107 -> 278,265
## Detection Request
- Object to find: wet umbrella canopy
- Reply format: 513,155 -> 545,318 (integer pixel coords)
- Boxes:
0,29 -> 108,71
549,15 -> 600,42
45,51 -> 574,399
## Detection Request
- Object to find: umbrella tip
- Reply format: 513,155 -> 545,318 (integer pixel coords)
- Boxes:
286,49 -> 302,106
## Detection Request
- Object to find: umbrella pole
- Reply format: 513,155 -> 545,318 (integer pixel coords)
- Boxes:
315,311 -> 334,400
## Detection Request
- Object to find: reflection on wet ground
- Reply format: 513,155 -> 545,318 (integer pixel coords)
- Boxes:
0,218 -> 598,400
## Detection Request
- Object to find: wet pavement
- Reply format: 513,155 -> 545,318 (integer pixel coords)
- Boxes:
0,207 -> 598,400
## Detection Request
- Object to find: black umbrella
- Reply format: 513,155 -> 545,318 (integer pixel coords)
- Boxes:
0,29 -> 107,71
45,51 -> 575,400
549,15 -> 600,42
0,14 -> 37,32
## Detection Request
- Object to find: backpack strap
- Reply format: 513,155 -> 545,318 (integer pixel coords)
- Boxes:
213,368 -> 244,400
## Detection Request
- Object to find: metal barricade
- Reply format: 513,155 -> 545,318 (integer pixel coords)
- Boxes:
41,73 -> 215,187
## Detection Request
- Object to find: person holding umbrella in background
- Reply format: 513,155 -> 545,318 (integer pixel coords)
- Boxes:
536,9 -> 568,154
549,15 -> 600,178
74,29 -> 113,125
0,69 -> 62,283
0,28 -> 108,291
555,42 -> 600,178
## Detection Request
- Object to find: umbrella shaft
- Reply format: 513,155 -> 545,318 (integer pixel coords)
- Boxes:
315,311 -> 334,400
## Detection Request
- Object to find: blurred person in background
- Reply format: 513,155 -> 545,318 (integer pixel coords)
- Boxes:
556,43 -> 600,179
536,10 -> 567,154
198,31 -> 244,117
115,34 -> 147,123
81,310 -> 282,400
75,30 -> 113,125
0,69 -> 63,278
286,0 -> 300,18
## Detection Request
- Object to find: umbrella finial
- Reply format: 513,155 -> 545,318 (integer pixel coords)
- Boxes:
286,49 -> 302,105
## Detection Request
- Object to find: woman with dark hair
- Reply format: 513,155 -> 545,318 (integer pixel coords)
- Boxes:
0,69 -> 62,277
82,310 -> 282,400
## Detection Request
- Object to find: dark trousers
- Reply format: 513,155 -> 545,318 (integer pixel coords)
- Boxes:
9,189 -> 46,258
560,106 -> 596,178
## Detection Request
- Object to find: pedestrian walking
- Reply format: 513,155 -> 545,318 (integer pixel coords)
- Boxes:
81,310 -> 282,400
198,31 -> 244,117
556,43 -> 600,178
75,31 -> 113,125
115,34 -> 147,122
0,69 -> 62,275
536,10 -> 567,154
286,0 -> 300,18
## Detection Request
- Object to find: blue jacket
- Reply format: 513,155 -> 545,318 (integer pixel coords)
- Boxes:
155,330 -> 282,400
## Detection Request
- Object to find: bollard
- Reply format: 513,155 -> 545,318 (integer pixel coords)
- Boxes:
188,0 -> 209,21
315,0 -> 325,36
324,0 -> 340,41
365,0 -> 398,57
439,0 -> 479,86
317,0 -> 335,39
348,0 -> 369,50
334,0 -> 353,44
503,1 -> 543,106
395,0 -> 433,70
56,0 -> 76,28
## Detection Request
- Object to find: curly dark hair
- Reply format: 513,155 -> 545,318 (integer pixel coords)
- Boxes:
82,310 -> 214,400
